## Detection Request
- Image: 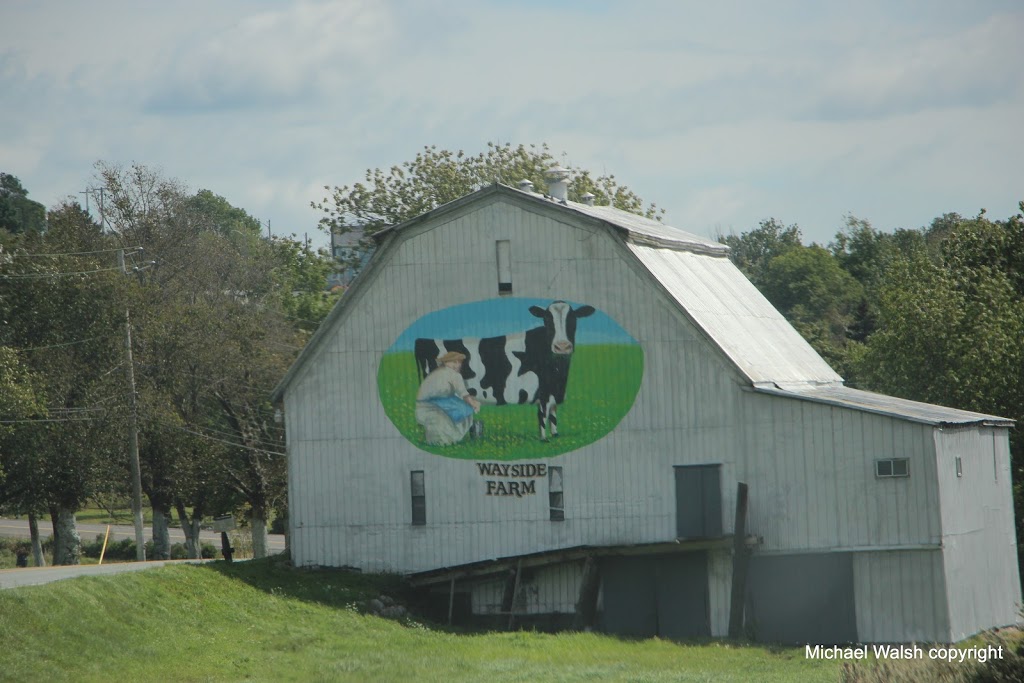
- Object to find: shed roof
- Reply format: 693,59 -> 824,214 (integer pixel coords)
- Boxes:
754,384 -> 1014,427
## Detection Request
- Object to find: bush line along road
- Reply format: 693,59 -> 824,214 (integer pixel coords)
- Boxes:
0,518 -> 286,554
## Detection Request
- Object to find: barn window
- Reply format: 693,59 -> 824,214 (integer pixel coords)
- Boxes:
956,456 -> 963,478
411,470 -> 426,525
549,466 -> 564,521
496,240 -> 512,295
875,458 -> 909,478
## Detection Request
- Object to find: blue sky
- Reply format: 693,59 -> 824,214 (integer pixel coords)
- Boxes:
387,298 -> 636,352
1,1 -> 1021,248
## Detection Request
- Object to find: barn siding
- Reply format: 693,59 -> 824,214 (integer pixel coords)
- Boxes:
934,426 -> 1020,640
470,561 -> 584,616
285,199 -> 942,571
281,193 -> 1019,643
708,548 -> 733,637
285,199 -> 748,572
737,391 -> 940,554
853,550 -> 950,643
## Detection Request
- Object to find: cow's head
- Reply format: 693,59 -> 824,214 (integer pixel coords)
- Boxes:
529,301 -> 596,355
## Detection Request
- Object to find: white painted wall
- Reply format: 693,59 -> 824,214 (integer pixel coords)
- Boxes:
934,426 -> 1021,639
285,197 -> 748,572
853,550 -> 950,643
737,391 -> 942,553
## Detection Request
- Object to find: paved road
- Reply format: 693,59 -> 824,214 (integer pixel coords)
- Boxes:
0,559 -> 214,589
0,518 -> 286,552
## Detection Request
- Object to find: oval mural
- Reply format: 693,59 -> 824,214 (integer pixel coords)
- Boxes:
378,297 -> 643,460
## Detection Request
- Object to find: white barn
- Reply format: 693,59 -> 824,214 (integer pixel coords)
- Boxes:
271,182 -> 1019,644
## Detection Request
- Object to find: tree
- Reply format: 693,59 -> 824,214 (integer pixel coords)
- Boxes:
718,218 -> 870,377
758,245 -> 864,376
853,205 -> 1024,571
314,143 -> 662,271
718,218 -> 803,286
0,202 -> 126,564
0,173 -> 46,234
90,162 -> 321,558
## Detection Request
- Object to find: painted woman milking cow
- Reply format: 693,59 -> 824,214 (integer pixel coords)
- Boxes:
377,297 -> 642,460
414,301 -> 595,442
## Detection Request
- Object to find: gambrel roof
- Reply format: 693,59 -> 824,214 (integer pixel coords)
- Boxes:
272,184 -> 1011,428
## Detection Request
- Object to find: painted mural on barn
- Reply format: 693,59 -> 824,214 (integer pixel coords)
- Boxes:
378,298 -> 643,460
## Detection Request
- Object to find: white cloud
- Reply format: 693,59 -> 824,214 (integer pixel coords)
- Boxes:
144,1 -> 394,111
0,0 -> 1021,251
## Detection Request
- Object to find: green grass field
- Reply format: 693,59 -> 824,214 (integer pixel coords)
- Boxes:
378,344 -> 643,460
0,558 -> 844,682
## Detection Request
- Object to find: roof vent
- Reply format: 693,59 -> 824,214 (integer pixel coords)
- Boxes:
546,165 -> 570,202
517,179 -> 534,193
581,192 -> 595,206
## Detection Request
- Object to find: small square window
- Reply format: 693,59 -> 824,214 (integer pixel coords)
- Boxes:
876,458 -> 909,478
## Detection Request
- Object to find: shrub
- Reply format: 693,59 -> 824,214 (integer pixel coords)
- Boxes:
970,637 -> 1024,683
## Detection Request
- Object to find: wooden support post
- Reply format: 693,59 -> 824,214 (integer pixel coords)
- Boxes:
728,482 -> 750,639
447,577 -> 456,625
572,556 -> 601,631
507,558 -> 523,631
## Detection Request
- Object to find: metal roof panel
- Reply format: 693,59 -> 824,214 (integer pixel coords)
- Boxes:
629,244 -> 843,386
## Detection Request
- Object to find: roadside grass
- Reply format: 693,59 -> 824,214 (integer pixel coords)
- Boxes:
378,344 -> 643,460
0,557 -> 839,683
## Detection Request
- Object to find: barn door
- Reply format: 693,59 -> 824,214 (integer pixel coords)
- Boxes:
675,465 -> 722,539
600,554 -> 710,640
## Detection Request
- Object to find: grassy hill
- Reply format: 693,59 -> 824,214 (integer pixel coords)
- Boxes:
0,556 -> 842,682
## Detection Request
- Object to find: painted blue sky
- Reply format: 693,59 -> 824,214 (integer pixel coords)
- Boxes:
387,298 -> 636,352
2,1 -> 1022,248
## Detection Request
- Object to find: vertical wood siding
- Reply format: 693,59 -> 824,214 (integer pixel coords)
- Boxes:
286,199 -> 748,572
470,562 -> 584,615
934,427 -> 1020,639
853,550 -> 950,643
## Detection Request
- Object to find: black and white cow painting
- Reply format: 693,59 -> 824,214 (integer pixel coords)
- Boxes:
414,300 -> 595,441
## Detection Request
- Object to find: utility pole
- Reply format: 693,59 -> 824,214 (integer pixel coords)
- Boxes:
96,187 -> 106,231
118,248 -> 146,561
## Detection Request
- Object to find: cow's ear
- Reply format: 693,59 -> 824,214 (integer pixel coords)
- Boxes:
575,305 -> 595,318
529,306 -> 546,318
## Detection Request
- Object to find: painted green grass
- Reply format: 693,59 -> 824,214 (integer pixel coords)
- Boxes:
0,559 -> 840,683
378,344 -> 643,460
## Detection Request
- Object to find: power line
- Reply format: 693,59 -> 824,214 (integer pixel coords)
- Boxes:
0,417 -> 104,424
147,416 -> 283,449
155,421 -> 285,456
0,265 -> 128,280
15,247 -> 143,258
11,335 -> 117,351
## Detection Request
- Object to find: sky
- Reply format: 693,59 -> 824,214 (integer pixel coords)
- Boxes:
388,298 -> 636,351
2,0 -> 1022,249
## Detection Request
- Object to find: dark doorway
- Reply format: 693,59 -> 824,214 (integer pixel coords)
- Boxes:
600,553 -> 710,639
745,553 -> 857,644
675,465 -> 722,539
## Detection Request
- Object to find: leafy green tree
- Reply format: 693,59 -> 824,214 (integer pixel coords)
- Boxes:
853,205 -> 1024,568
758,245 -> 864,375
314,142 -> 661,270
0,202 -> 126,564
0,173 -> 46,234
92,162 -> 317,557
718,218 -> 803,286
